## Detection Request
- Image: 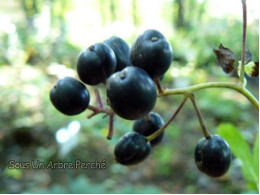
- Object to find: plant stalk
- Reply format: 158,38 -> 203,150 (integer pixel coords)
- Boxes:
94,89 -> 103,108
107,114 -> 114,140
240,0 -> 247,85
189,93 -> 211,139
160,82 -> 259,111
146,95 -> 188,142
154,77 -> 164,95
87,105 -> 114,118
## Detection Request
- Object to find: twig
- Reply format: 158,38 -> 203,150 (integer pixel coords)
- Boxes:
87,105 -> 113,119
107,114 -> 115,140
154,77 -> 164,95
94,89 -> 103,108
189,93 -> 211,139
146,95 -> 188,142
160,82 -> 259,111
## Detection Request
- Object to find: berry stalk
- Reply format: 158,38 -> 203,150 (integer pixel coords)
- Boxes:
87,105 -> 113,118
146,95 -> 188,142
189,94 -> 211,139
154,77 -> 164,95
107,113 -> 115,140
94,89 -> 103,108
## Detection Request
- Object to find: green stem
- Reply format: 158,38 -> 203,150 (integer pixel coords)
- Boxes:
241,86 -> 259,110
160,82 -> 259,111
146,95 -> 188,142
189,93 -> 211,139
240,0 -> 247,85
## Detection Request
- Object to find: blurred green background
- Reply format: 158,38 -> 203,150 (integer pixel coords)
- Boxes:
0,0 -> 259,193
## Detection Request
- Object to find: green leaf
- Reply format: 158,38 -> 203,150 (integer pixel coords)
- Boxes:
253,133 -> 259,179
217,123 -> 258,186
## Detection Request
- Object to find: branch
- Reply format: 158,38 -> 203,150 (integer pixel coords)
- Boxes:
146,95 -> 188,142
189,93 -> 211,139
160,82 -> 259,111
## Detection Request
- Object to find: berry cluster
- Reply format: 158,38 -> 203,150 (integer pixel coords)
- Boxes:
50,29 -> 231,178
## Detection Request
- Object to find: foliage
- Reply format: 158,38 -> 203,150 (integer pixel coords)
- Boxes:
217,123 -> 259,192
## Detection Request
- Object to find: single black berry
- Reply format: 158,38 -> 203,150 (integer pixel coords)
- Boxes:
106,66 -> 157,120
77,43 -> 116,85
50,77 -> 90,115
104,36 -> 131,72
133,112 -> 164,146
130,29 -> 173,78
194,135 -> 231,177
114,132 -> 151,165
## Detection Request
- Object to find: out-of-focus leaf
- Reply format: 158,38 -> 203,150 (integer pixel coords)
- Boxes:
253,133 -> 259,178
217,123 -> 258,188
156,147 -> 174,164
213,43 -> 235,73
3,168 -> 22,179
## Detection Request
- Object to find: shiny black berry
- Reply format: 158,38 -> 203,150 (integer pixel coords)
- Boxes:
194,135 -> 231,177
114,132 -> 151,165
77,43 -> 116,85
133,112 -> 164,146
104,36 -> 131,72
50,77 -> 90,116
130,29 -> 173,78
106,66 -> 157,120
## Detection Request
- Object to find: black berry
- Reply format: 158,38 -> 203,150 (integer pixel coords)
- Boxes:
106,66 -> 157,120
133,112 -> 164,146
194,135 -> 231,177
50,77 -> 90,115
104,36 -> 131,72
77,43 -> 116,85
114,132 -> 151,165
130,29 -> 173,78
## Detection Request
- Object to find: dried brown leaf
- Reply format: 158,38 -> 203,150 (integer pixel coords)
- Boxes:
213,43 -> 235,73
